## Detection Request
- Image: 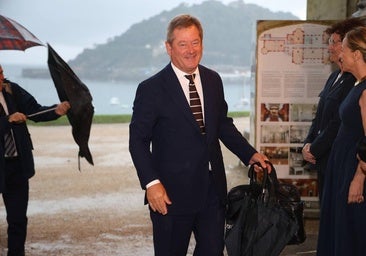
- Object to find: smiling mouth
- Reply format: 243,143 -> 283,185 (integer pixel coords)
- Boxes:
186,53 -> 196,59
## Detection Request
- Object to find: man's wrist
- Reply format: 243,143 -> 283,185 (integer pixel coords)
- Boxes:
146,179 -> 160,189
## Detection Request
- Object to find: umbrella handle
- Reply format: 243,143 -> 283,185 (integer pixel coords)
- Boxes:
27,107 -> 57,118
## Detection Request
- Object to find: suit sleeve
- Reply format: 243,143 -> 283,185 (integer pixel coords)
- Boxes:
309,115 -> 340,159
129,81 -> 159,189
212,73 -> 257,165
220,115 -> 257,165
11,83 -> 60,122
310,74 -> 354,159
303,72 -> 337,146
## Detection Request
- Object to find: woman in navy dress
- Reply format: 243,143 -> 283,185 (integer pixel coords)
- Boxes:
317,26 -> 366,256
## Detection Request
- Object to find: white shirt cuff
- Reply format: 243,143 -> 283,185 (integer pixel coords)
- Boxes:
146,179 -> 160,189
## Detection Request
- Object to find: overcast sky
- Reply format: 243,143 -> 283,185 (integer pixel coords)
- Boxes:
0,0 -> 306,65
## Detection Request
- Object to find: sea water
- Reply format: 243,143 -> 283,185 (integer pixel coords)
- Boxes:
2,64 -> 251,115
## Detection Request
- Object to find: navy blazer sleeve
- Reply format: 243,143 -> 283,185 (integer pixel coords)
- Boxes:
200,66 -> 257,164
304,72 -> 355,159
9,82 -> 61,122
129,77 -> 160,188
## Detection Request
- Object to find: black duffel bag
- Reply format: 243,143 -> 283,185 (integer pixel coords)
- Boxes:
225,161 -> 306,256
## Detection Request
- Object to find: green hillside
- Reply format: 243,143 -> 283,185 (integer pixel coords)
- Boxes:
69,0 -> 298,81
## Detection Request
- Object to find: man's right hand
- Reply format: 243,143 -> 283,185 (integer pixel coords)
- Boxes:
146,183 -> 172,215
302,143 -> 316,164
8,112 -> 27,124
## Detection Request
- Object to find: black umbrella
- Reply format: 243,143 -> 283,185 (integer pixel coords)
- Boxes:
47,43 -> 94,169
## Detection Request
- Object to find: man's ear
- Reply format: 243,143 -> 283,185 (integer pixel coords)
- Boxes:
165,41 -> 172,56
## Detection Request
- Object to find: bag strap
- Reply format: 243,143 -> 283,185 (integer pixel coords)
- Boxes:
265,161 -> 280,187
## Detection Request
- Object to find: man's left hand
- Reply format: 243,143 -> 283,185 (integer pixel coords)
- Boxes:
55,101 -> 71,116
248,152 -> 271,173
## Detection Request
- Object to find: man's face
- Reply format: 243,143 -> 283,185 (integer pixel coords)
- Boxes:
165,25 -> 203,74
328,33 -> 342,65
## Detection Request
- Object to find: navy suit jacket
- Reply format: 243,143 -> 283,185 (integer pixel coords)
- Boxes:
0,80 -> 61,191
304,70 -> 355,172
129,64 -> 257,214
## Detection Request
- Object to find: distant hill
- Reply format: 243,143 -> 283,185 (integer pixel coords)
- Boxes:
67,0 -> 298,81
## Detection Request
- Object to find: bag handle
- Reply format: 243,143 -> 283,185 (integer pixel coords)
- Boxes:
265,160 -> 280,187
248,160 -> 279,182
248,162 -> 268,186
248,161 -> 279,202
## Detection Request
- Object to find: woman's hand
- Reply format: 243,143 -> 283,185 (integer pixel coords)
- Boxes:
348,165 -> 365,204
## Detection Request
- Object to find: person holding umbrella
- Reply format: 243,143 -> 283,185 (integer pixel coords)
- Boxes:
0,65 -> 70,255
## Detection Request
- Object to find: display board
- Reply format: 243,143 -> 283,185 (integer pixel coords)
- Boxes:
254,20 -> 335,203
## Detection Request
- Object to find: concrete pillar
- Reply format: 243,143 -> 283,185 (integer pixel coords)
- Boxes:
307,0 -> 359,19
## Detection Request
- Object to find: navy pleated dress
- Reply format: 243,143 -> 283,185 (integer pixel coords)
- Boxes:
317,80 -> 366,256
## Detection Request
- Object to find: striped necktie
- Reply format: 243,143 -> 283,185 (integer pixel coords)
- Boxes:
185,74 -> 205,134
0,102 -> 17,157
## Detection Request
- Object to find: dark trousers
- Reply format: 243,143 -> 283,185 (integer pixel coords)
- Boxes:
3,159 -> 28,256
150,174 -> 225,256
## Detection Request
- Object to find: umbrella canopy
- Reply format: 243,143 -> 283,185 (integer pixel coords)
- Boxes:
0,15 -> 43,51
47,44 -> 94,169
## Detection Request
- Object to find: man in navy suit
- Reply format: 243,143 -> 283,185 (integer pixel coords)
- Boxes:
0,65 -> 70,256
129,14 -> 269,256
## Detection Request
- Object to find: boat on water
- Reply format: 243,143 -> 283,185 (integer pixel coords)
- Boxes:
109,97 -> 120,105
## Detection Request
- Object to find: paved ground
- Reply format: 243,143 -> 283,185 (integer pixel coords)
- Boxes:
281,219 -> 318,256
0,119 -> 320,255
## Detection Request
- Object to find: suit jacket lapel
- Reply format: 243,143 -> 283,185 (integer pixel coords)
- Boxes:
2,89 -> 15,114
200,66 -> 212,136
161,64 -> 200,131
328,70 -> 345,93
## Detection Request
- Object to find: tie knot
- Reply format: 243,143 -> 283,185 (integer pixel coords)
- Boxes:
184,74 -> 196,84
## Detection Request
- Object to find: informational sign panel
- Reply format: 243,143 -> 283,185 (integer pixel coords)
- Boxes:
254,20 -> 335,203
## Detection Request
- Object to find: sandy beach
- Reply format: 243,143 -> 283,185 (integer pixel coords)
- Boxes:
0,118 -> 318,255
